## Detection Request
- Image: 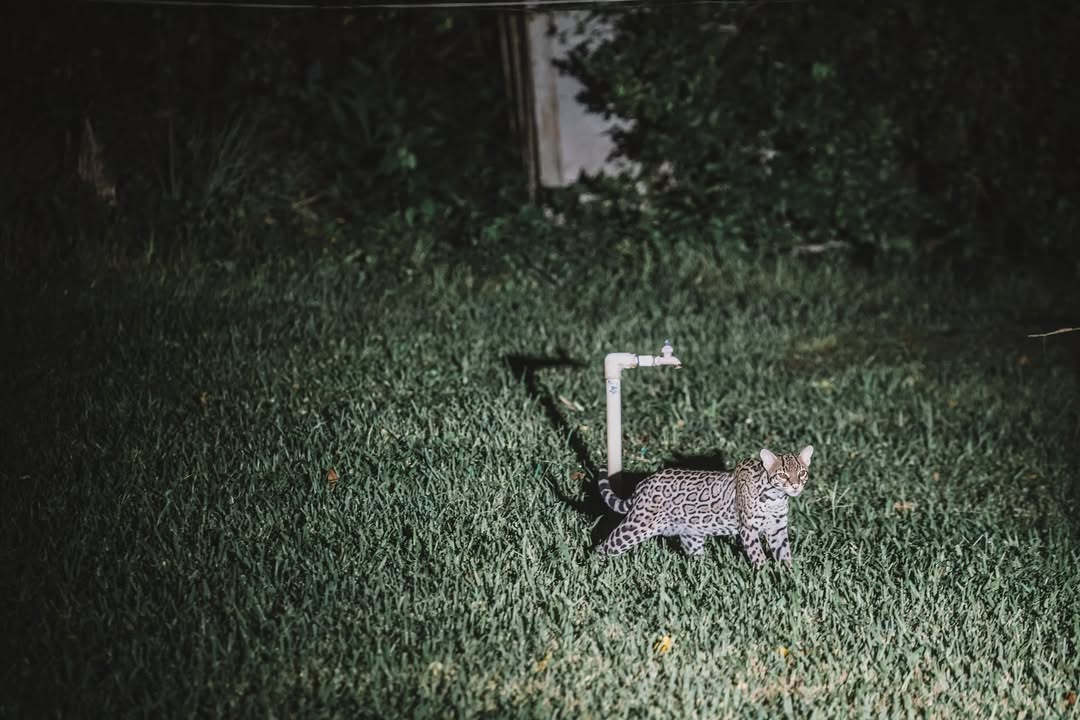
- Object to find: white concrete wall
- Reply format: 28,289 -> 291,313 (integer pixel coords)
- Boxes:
527,12 -> 637,187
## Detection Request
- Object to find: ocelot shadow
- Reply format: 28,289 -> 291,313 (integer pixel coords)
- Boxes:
505,354 -> 740,553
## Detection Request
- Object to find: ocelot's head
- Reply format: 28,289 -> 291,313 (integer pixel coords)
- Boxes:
759,446 -> 814,497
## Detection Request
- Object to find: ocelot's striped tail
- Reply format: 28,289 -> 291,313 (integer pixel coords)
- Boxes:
598,465 -> 631,514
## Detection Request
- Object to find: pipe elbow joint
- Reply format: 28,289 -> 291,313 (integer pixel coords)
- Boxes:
604,352 -> 639,379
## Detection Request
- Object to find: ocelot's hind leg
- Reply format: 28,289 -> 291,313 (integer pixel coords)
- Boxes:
597,520 -> 657,555
678,534 -> 706,556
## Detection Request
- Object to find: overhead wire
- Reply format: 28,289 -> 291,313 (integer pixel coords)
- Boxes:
85,0 -> 806,10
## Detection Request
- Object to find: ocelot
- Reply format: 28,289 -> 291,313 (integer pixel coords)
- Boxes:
596,446 -> 813,567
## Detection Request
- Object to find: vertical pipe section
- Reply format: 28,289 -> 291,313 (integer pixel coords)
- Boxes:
603,352 -> 639,480
605,375 -> 624,479
603,344 -> 681,481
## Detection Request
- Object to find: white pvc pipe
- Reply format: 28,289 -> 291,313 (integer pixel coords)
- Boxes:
603,341 -> 681,479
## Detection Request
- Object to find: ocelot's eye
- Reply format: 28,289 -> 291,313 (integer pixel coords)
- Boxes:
776,472 -> 789,482
798,471 -> 807,480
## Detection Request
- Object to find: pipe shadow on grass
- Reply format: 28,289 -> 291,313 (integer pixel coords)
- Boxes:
505,353 -> 622,544
505,353 -> 593,478
505,354 -> 733,549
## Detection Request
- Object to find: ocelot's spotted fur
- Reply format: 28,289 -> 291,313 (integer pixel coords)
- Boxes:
596,446 -> 814,567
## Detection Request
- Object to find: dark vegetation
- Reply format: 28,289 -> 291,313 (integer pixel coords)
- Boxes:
2,4 -> 520,270
5,2 -> 1080,271
564,2 -> 1080,268
2,1 -> 1079,716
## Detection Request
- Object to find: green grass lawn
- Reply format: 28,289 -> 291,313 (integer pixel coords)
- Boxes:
3,231 -> 1079,717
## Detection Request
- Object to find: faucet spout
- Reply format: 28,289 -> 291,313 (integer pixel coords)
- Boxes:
637,340 -> 682,368
655,339 -> 682,367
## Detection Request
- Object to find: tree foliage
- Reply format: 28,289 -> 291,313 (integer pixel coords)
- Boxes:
564,1 -> 1080,264
1,7 -> 518,258
4,3 -> 1079,269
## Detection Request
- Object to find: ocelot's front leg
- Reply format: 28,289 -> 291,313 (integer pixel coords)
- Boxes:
766,523 -> 792,567
739,525 -> 768,568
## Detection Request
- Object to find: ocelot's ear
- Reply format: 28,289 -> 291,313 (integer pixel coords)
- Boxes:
798,445 -> 814,467
759,448 -> 779,471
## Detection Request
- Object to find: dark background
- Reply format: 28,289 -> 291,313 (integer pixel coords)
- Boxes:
3,2 -> 1080,715
3,1 -> 1080,274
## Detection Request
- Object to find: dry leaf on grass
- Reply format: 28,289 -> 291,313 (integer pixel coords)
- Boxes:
894,500 -> 917,514
653,635 -> 673,655
558,395 -> 584,412
326,467 -> 339,490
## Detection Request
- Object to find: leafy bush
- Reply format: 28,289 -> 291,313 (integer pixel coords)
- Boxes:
563,1 -> 1080,265
231,10 -> 519,216
5,2 -> 1079,271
